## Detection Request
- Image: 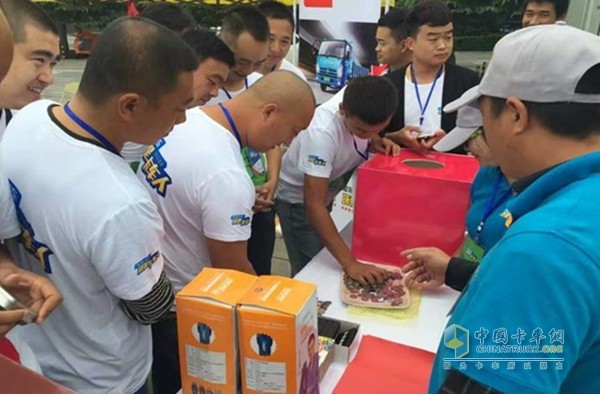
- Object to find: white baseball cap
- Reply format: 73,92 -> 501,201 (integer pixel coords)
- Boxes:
434,105 -> 482,152
445,24 -> 600,112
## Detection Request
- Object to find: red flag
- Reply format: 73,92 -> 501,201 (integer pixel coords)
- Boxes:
127,0 -> 139,17
304,0 -> 333,7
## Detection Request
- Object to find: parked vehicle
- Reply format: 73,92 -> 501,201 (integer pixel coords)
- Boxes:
315,39 -> 368,92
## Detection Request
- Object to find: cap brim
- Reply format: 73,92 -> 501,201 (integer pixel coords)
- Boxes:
434,126 -> 479,152
443,85 -> 481,113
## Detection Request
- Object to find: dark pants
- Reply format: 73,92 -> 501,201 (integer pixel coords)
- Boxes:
247,210 -> 275,275
151,317 -> 181,394
133,380 -> 149,394
275,200 -> 324,277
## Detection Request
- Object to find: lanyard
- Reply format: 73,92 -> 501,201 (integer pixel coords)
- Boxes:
352,136 -> 370,161
475,172 -> 512,241
218,103 -> 242,147
221,77 -> 248,100
64,103 -> 120,156
410,64 -> 443,126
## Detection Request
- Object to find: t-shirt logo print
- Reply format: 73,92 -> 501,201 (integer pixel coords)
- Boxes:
8,180 -> 54,273
142,139 -> 172,198
230,214 -> 251,226
134,251 -> 160,275
308,155 -> 326,166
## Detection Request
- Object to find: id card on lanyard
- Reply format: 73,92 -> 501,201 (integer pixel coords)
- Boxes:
460,172 -> 512,264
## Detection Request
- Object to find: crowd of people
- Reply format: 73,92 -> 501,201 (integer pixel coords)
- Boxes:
1,0 -> 598,393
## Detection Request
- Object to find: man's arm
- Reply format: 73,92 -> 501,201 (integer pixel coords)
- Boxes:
304,174 -> 385,285
265,146 -> 282,196
206,238 -> 256,275
121,271 -> 173,325
255,146 -> 283,213
201,169 -> 257,274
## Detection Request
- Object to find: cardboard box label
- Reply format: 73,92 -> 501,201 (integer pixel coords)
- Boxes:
238,276 -> 318,394
177,268 -> 259,394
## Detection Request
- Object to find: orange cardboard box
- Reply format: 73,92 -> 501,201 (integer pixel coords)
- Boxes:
237,276 -> 318,394
177,268 -> 259,394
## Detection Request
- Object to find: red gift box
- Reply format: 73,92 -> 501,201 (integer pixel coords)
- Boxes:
351,151 -> 479,267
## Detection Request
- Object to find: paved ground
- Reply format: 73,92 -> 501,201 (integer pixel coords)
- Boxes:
43,51 -> 492,277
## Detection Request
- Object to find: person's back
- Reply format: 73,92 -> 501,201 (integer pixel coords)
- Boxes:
2,17 -> 197,393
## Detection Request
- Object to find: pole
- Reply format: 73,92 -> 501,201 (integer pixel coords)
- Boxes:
293,0 -> 299,65
385,0 -> 390,14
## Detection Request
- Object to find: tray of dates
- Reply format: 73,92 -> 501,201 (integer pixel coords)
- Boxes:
341,263 -> 410,309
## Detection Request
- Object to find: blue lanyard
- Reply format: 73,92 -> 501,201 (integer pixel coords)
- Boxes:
64,103 -> 121,156
221,78 -> 248,100
218,103 -> 242,147
475,172 -> 512,240
410,64 -> 443,126
352,137 -> 370,161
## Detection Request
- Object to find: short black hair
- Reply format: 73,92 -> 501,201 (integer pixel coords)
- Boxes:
523,0 -> 570,18
343,76 -> 398,125
181,28 -> 235,68
487,64 -> 600,139
78,17 -> 198,106
405,0 -> 452,38
377,8 -> 409,43
258,1 -> 295,30
0,0 -> 58,43
140,3 -> 196,35
220,5 -> 269,47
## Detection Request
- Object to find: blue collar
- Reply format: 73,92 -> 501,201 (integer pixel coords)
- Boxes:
505,151 -> 600,225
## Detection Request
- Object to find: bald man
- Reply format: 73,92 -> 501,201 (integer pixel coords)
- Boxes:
138,70 -> 315,393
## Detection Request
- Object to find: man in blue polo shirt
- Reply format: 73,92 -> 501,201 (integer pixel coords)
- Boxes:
429,24 -> 600,393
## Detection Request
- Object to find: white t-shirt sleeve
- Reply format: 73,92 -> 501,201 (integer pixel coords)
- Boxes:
87,200 -> 165,301
297,118 -> 338,179
0,172 -> 21,240
199,169 -> 254,242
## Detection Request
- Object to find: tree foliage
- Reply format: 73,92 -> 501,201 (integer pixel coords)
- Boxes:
396,0 -> 524,35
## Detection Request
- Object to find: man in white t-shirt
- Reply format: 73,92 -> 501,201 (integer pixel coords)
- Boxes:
205,5 -> 284,277
0,0 -> 60,140
0,3 -> 62,371
276,76 -> 400,284
257,1 -> 307,80
383,1 -> 479,153
2,18 -> 198,394
139,70 -> 315,394
122,28 -> 235,171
